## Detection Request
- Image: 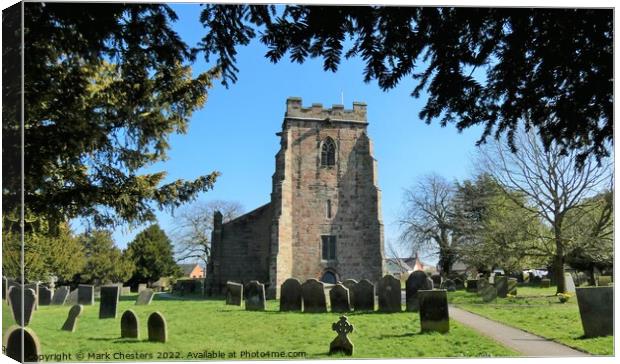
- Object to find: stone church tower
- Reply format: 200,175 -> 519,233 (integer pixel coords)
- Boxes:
208,97 -> 385,298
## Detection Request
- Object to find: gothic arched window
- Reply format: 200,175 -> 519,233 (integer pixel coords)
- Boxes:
321,137 -> 336,167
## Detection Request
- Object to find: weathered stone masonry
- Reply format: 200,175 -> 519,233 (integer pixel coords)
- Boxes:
208,97 -> 385,298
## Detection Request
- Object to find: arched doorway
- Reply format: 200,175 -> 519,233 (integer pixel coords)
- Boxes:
320,270 -> 338,284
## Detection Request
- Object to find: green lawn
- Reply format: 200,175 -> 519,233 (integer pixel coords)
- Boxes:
449,286 -> 614,355
2,293 -> 517,360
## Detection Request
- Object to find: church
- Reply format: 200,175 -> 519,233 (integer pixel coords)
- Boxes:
207,97 -> 386,298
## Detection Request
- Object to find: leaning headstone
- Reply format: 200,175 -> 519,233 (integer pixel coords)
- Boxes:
61,304 -> 83,332
481,285 -> 497,303
377,275 -> 401,313
453,278 -> 464,290
540,278 -> 551,288
301,279 -> 327,313
466,279 -> 478,292
52,286 -> 70,305
136,289 -> 155,306
597,275 -> 612,287
138,283 -> 147,293
442,279 -> 456,292
78,284 -> 94,305
121,310 -> 140,339
329,284 -> 351,313
495,276 -> 508,298
39,286 -> 53,306
564,273 -> 575,294
3,325 -> 41,362
431,274 -> 442,287
148,311 -> 167,343
352,279 -> 375,311
280,278 -> 302,311
507,278 -> 518,295
8,286 -> 36,326
419,290 -> 449,333
99,285 -> 120,319
244,280 -> 266,311
342,279 -> 358,307
406,271 -> 432,312
329,316 -> 354,356
575,287 -> 613,338
225,282 -> 243,306
66,289 -> 78,305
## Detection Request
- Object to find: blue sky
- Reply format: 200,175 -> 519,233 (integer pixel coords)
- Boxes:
107,4 -> 486,262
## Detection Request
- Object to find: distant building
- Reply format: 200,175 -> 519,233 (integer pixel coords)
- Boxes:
384,258 -> 413,279
179,263 -> 204,279
408,253 -> 437,274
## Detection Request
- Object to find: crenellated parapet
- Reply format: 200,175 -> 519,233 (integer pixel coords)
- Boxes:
285,97 -> 367,122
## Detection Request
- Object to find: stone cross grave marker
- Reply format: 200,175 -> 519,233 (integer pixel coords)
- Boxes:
419,290 -> 449,333
99,285 -> 120,319
378,275 -> 401,313
406,271 -> 432,312
575,287 -> 613,338
352,279 -> 374,311
62,304 -> 84,332
225,282 -> 243,306
78,284 -> 94,305
244,280 -> 266,311
342,279 -> 358,307
280,278 -> 302,311
3,325 -> 41,363
329,316 -> 354,356
136,288 -> 155,306
52,286 -> 70,305
481,285 -> 498,303
148,311 -> 168,343
39,286 -> 53,306
121,309 -> 140,339
302,279 -> 327,313
329,284 -> 351,313
8,286 -> 36,326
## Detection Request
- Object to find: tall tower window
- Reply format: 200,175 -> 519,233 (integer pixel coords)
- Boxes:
321,235 -> 337,260
326,199 -> 332,219
321,137 -> 336,167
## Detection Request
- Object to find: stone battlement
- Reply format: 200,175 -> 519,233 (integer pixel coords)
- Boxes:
285,97 -> 367,122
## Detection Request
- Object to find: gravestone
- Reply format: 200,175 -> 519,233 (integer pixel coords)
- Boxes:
426,277 -> 434,290
121,310 -> 140,339
495,276 -> 508,298
8,286 -> 36,326
576,287 -> 613,338
329,284 -> 351,313
507,278 -> 518,295
24,283 -> 39,310
280,278 -> 302,311
78,284 -> 94,305
138,283 -> 147,292
453,278 -> 464,290
66,289 -> 78,305
564,273 -> 575,294
418,290 -> 449,333
377,275 -> 401,313
406,271 -> 432,312
301,279 -> 327,313
430,274 -> 442,287
481,285 -> 497,303
52,286 -> 70,305
244,280 -> 266,311
352,279 -> 375,311
597,275 -> 612,286
466,279 -> 478,292
477,278 -> 489,294
329,316 -> 354,356
61,304 -> 83,332
3,325 -> 41,362
342,279 -> 358,307
148,311 -> 167,343
121,286 -> 131,296
99,285 -> 120,319
39,286 -> 53,306
136,289 -> 155,305
225,281 -> 243,306
540,278 -> 551,288
442,279 -> 456,292
2,276 -> 7,300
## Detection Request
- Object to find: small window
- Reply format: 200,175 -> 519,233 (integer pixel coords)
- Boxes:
326,199 -> 332,219
321,271 -> 338,284
321,235 -> 337,260
321,138 -> 336,167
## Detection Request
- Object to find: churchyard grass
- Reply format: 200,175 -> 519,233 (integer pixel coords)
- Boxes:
448,286 -> 613,355
3,293 -> 517,360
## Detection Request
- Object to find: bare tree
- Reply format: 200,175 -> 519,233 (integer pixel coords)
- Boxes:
173,200 -> 244,271
398,174 -> 459,275
478,130 -> 612,293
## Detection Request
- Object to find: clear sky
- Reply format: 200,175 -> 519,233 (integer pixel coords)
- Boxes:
107,3 -> 486,263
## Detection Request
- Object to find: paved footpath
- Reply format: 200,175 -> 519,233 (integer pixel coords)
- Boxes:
449,305 -> 589,357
